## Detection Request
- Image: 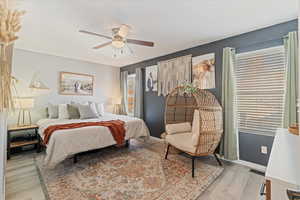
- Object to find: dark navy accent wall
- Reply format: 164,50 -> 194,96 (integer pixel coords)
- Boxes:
121,19 -> 298,166
239,132 -> 274,166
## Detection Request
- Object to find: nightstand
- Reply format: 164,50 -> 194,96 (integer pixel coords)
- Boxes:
7,125 -> 41,159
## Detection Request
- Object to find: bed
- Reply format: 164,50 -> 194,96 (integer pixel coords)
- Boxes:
37,113 -> 150,167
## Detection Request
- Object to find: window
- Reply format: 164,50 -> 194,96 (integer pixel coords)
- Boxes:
236,46 -> 286,135
127,74 -> 136,116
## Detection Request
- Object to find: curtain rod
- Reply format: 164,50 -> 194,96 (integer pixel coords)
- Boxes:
234,31 -> 297,51
157,54 -> 192,64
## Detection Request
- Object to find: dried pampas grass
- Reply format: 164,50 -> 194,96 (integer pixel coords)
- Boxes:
0,3 -> 24,112
0,44 -> 13,112
0,5 -> 25,45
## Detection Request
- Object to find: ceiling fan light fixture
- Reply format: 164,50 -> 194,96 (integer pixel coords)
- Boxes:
118,24 -> 131,38
80,24 -> 154,53
112,40 -> 125,48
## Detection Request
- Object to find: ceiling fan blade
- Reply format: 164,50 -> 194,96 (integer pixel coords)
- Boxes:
126,39 -> 154,47
93,42 -> 112,49
79,30 -> 112,40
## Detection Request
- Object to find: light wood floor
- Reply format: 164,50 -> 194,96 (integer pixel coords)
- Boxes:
6,151 -> 264,200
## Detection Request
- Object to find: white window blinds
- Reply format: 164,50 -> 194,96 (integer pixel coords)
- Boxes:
236,46 -> 286,136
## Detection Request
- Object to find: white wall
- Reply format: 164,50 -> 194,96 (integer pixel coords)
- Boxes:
9,49 -> 120,125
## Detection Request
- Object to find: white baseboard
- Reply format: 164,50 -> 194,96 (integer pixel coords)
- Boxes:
234,160 -> 266,173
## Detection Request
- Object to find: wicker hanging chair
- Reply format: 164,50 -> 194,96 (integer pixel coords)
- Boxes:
164,87 -> 223,177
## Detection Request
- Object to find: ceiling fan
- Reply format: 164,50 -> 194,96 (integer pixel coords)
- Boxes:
79,24 -> 154,50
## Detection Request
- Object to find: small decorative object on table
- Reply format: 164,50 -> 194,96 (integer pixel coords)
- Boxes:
288,123 -> 299,136
7,124 -> 41,159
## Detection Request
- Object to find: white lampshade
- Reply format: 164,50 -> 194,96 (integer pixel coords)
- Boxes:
14,97 -> 34,109
112,97 -> 122,105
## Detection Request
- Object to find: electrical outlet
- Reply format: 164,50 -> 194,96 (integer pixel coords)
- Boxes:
261,146 -> 268,154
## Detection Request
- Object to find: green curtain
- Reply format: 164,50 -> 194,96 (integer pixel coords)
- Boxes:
120,71 -> 128,115
220,47 -> 238,160
283,31 -> 299,128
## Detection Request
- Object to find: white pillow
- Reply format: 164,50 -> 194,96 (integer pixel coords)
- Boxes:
78,104 -> 98,119
88,101 -> 105,116
192,110 -> 200,146
58,104 -> 70,119
165,122 -> 192,135
95,103 -> 105,116
88,102 -> 99,117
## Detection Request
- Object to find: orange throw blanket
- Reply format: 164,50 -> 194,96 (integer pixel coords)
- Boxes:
43,120 -> 126,145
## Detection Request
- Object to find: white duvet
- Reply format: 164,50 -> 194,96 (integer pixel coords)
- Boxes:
37,114 -> 150,167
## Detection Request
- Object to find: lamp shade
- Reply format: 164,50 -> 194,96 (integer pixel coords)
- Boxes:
14,97 -> 34,109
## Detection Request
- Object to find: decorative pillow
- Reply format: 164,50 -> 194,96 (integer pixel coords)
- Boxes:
165,122 -> 192,135
67,104 -> 80,119
78,104 -> 98,119
58,104 -> 70,119
192,109 -> 200,146
48,104 -> 59,119
88,101 -> 105,116
88,102 -> 99,117
96,103 -> 105,116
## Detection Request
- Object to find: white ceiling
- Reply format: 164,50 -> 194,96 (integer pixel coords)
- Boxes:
15,0 -> 298,67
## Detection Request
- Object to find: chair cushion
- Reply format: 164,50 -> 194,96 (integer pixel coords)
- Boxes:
166,132 -> 197,154
192,109 -> 200,146
166,122 -> 192,135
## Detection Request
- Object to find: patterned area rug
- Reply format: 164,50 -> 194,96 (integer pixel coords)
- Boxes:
35,139 -> 223,200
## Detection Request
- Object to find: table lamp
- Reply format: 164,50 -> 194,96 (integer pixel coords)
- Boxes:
113,104 -> 122,115
14,97 -> 34,127
112,98 -> 122,115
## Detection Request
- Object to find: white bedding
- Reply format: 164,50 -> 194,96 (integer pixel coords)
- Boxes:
37,114 -> 150,167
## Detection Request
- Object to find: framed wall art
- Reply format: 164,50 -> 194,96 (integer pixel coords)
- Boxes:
192,53 -> 215,89
145,65 -> 158,92
59,72 -> 94,96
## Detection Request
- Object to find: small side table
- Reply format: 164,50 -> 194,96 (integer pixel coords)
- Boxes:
7,125 -> 41,160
